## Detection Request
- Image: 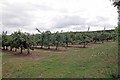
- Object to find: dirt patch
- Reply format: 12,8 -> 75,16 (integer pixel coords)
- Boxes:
68,44 -> 91,48
23,54 -> 47,60
34,46 -> 67,52
65,50 -> 80,54
34,45 -> 93,52
2,50 -> 48,60
2,50 -> 23,55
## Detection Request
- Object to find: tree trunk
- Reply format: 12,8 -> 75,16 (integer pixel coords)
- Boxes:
64,43 -> 67,49
56,43 -> 58,50
94,40 -> 96,44
113,38 -> 115,41
15,48 -> 17,52
83,42 -> 85,48
56,46 -> 58,50
48,46 -> 50,49
27,48 -> 30,55
67,43 -> 68,47
66,42 -> 68,47
6,47 -> 8,50
10,47 -> 12,51
41,43 -> 43,49
102,40 -> 104,43
41,45 -> 43,49
3,46 -> 5,50
41,40 -> 44,49
20,46 -> 22,54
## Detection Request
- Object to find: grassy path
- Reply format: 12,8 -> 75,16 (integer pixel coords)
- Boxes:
2,41 -> 118,78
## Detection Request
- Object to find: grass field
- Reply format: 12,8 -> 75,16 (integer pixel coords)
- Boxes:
2,41 -> 118,78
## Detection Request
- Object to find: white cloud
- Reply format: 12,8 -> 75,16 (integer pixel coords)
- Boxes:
1,0 -> 118,34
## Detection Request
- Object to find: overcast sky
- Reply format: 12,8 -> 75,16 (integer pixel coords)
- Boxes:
1,0 -> 118,34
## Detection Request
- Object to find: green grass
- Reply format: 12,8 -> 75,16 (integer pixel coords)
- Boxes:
2,41 -> 118,78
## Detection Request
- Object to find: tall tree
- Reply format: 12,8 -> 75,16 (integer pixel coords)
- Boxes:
2,31 -> 9,50
9,31 -> 34,54
69,32 -> 76,45
0,34 -> 2,48
64,32 -> 70,48
82,27 -> 90,48
36,28 -> 45,49
44,31 -> 51,49
54,31 -> 62,50
112,1 -> 120,78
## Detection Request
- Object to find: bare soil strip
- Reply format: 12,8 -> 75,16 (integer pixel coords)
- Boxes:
2,50 -> 47,60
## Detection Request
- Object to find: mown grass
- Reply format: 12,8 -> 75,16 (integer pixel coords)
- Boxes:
2,41 -> 118,78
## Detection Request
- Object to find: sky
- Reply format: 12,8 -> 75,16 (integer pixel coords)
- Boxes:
1,0 -> 118,34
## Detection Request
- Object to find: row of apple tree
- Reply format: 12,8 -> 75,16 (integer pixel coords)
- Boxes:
1,28 -> 117,54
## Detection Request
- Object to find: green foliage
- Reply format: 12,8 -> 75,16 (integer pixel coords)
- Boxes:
69,32 -> 76,44
0,34 -> 2,47
44,31 -> 51,49
53,31 -> 63,50
2,31 -> 34,54
2,31 -> 9,50
2,29 -> 117,53
63,32 -> 71,47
